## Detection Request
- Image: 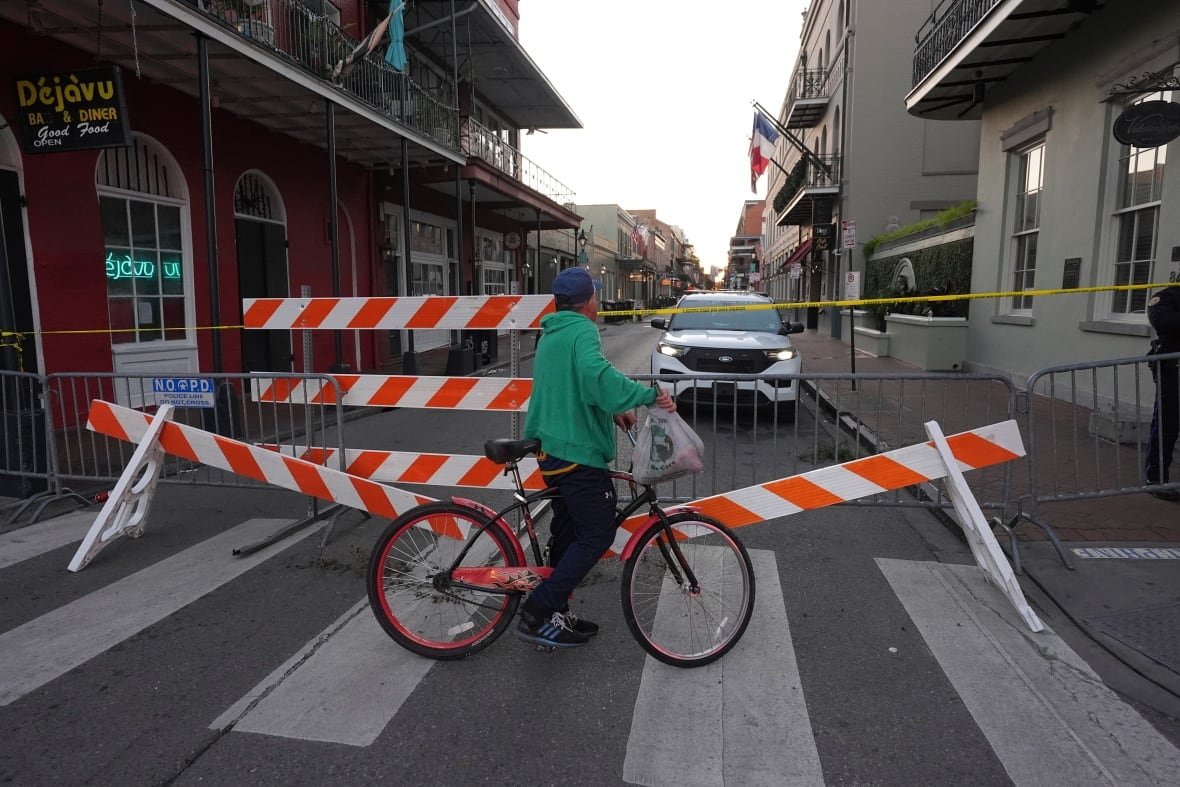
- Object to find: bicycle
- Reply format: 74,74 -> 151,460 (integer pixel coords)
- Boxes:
366,436 -> 756,668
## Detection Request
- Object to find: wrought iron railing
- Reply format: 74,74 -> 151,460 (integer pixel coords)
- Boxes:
791,67 -> 832,102
461,118 -> 574,205
912,0 -> 1002,87
773,155 -> 841,214
190,0 -> 458,148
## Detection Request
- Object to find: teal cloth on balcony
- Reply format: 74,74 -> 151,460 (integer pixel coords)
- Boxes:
385,0 -> 407,72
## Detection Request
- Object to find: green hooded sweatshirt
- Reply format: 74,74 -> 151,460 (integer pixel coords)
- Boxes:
524,310 -> 657,469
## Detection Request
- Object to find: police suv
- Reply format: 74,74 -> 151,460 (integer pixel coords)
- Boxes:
649,291 -> 805,415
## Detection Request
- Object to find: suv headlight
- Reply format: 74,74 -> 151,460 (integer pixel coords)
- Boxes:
657,341 -> 688,358
764,347 -> 798,362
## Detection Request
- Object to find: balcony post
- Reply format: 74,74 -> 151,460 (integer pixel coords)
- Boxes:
401,136 -> 417,373
197,33 -> 221,373
326,99 -> 344,370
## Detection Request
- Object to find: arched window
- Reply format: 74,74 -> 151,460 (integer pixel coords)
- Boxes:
234,171 -> 285,223
96,134 -> 190,346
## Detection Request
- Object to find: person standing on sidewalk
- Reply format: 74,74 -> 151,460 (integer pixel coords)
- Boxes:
1145,274 -> 1180,501
518,267 -> 676,648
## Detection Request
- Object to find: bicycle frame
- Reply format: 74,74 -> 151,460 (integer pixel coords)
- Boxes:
445,463 -> 704,594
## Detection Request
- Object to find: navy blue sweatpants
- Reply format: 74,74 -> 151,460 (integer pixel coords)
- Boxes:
525,456 -> 618,616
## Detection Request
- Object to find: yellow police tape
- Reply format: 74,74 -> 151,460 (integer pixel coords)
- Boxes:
606,281 -> 1172,318
0,281 -> 1170,345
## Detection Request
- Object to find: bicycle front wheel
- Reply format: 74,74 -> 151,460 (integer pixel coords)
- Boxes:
367,502 -> 523,660
621,512 -> 755,668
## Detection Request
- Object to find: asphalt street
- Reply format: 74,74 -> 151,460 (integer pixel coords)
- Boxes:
1,320 -> 1178,785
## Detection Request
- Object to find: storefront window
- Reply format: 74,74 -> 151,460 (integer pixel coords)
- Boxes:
101,196 -> 185,343
411,261 -> 445,296
411,220 -> 445,256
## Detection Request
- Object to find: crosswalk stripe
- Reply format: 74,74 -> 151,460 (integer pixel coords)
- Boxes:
0,518 -> 313,707
877,558 -> 1180,784
0,511 -> 98,570
623,549 -> 823,786
212,600 -> 433,746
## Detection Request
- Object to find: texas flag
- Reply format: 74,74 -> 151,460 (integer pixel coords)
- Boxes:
748,111 -> 780,192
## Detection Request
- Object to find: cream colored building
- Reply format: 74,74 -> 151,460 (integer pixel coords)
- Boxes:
907,0 -> 1180,386
762,0 -> 980,335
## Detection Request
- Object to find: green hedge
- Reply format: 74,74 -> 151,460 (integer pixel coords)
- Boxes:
862,200 -> 976,258
772,159 -> 808,214
866,238 -> 973,319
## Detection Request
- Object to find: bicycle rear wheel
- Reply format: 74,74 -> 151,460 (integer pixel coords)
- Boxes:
367,502 -> 523,660
621,512 -> 755,667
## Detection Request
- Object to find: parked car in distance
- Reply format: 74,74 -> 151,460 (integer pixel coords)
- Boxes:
649,292 -> 805,415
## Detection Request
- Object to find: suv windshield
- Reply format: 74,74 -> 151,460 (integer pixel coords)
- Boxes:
668,301 -> 782,333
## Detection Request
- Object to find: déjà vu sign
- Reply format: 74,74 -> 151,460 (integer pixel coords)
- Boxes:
14,67 -> 131,153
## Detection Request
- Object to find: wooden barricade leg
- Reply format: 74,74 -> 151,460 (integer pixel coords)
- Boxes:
924,420 -> 1044,633
68,405 -> 174,572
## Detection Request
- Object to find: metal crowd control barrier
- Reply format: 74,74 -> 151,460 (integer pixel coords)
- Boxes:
1003,350 -> 1180,572
45,372 -> 348,489
0,370 -> 71,526
623,371 -> 1019,520
46,372 -> 348,566
9,310 -> 1177,577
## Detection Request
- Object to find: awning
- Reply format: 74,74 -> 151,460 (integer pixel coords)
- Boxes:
407,1 -> 581,130
780,239 -> 813,272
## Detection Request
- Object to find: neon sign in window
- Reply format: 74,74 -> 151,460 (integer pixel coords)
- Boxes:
105,251 -> 182,281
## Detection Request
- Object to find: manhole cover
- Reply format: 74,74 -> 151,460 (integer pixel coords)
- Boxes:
1082,603 -> 1180,673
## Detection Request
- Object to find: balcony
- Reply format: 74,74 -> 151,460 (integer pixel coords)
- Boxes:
2,0 -> 463,167
461,119 -> 574,206
785,67 -> 834,128
194,0 -> 457,146
774,156 -> 841,227
907,0 -> 1101,120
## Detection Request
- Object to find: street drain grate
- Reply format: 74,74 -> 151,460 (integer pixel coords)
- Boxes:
1082,603 -> 1180,674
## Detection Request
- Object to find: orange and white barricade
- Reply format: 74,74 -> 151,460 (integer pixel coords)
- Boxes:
76,400 -> 1039,632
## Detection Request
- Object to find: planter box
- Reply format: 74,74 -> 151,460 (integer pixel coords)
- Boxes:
839,310 -> 891,357
853,327 -> 890,357
884,314 -> 967,371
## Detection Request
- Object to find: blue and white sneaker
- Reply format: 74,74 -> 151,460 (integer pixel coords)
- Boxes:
514,610 -> 589,648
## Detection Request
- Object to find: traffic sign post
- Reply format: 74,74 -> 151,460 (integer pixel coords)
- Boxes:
840,222 -> 858,384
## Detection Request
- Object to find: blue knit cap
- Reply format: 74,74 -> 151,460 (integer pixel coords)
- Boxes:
552,267 -> 594,304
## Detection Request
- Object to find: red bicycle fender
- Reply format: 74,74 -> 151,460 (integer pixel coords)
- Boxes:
617,505 -> 701,561
452,496 -> 496,518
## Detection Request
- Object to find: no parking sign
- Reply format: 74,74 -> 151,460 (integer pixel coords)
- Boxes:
844,271 -> 861,300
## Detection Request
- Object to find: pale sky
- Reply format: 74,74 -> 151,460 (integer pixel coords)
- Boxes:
518,0 -> 809,273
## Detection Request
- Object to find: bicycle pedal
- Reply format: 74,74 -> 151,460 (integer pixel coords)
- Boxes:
535,645 -> 557,653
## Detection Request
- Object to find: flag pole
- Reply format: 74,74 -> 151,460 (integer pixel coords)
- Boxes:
753,101 -> 833,180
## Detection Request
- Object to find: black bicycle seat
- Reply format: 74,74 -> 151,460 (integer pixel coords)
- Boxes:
484,438 -> 541,465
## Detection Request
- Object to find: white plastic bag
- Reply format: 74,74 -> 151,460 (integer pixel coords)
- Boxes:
632,407 -> 705,484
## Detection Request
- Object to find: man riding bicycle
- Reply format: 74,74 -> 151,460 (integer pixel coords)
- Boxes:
519,266 -> 676,648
